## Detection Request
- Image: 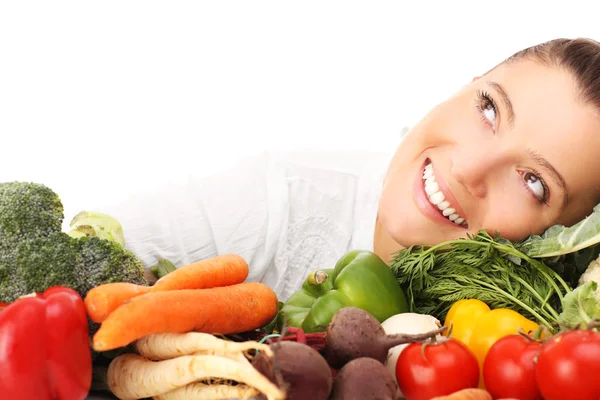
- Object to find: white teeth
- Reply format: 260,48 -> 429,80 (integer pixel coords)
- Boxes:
429,192 -> 445,205
442,208 -> 456,217
425,181 -> 439,196
422,162 -> 467,226
437,201 -> 450,211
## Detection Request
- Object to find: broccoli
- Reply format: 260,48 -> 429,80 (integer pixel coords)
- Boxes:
0,181 -> 147,303
76,235 -> 146,295
0,181 -> 63,243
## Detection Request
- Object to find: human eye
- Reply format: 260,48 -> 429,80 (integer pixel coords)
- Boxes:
519,170 -> 549,205
475,90 -> 498,131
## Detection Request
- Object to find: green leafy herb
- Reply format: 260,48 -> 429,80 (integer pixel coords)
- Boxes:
558,281 -> 600,328
390,231 -> 571,332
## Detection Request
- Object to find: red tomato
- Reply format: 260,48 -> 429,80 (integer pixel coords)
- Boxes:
535,329 -> 600,400
396,338 -> 479,400
482,334 -> 542,400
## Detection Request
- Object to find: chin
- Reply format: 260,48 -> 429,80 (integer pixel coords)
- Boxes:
378,199 -> 474,249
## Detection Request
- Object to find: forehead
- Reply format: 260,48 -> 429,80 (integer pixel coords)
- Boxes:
486,60 -> 600,212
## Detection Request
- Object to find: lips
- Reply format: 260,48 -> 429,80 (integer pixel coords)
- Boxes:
413,159 -> 468,229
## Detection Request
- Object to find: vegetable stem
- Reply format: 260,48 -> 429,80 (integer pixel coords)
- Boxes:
383,325 -> 449,349
468,277 -> 556,332
508,274 -> 560,320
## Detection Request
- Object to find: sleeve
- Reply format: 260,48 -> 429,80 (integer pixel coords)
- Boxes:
96,152 -> 287,284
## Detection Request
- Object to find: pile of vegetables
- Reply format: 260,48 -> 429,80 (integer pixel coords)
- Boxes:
271,205 -> 600,399
3,179 -> 600,400
254,306 -> 495,400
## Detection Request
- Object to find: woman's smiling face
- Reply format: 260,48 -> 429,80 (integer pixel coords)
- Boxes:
376,59 -> 600,255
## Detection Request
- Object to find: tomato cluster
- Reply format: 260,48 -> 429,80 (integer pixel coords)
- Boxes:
484,328 -> 600,400
394,328 -> 600,400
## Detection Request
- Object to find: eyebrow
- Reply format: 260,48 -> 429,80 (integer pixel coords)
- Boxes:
487,80 -> 516,128
526,148 -> 569,207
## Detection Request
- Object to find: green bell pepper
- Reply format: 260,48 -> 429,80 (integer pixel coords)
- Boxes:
279,249 -> 409,332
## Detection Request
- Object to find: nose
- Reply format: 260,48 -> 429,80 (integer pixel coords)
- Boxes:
450,146 -> 504,199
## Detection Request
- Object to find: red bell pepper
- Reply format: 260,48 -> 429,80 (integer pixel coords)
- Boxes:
0,286 -> 92,400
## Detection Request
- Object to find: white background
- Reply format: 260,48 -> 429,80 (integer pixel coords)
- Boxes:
0,1 -> 598,230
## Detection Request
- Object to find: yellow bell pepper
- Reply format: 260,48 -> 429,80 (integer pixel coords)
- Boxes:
444,299 -> 540,388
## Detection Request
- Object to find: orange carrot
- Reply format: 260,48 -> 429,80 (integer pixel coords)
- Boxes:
92,282 -> 278,352
85,282 -> 151,323
84,254 -> 249,322
431,388 -> 493,400
151,254 -> 248,292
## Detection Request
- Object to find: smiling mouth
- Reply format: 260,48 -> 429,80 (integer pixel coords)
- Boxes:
422,161 -> 468,228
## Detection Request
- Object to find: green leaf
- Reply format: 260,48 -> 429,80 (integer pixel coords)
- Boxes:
557,281 -> 600,328
150,258 -> 176,279
519,204 -> 600,258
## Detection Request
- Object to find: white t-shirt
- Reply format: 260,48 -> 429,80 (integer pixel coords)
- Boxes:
99,149 -> 394,301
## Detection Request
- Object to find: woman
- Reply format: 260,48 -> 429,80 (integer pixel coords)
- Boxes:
100,38 -> 600,300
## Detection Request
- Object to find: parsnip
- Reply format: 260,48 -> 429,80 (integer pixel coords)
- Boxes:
154,383 -> 259,400
135,332 -> 273,360
193,349 -> 248,364
107,353 -> 285,400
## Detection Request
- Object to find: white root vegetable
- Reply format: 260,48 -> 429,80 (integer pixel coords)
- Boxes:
193,349 -> 248,364
135,332 -> 273,360
154,383 -> 259,400
108,353 -> 285,400
381,313 -> 443,386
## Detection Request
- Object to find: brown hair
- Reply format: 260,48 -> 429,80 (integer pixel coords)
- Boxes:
503,38 -> 600,111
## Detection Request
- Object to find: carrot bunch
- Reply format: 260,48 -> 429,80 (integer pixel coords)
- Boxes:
86,254 -> 279,352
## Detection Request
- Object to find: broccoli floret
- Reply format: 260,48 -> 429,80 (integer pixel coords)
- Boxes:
13,233 -> 81,298
0,181 -> 147,303
75,236 -> 146,295
0,182 -> 63,243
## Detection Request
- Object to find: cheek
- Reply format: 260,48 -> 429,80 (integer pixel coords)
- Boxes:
378,177 -> 412,234
480,193 -> 548,241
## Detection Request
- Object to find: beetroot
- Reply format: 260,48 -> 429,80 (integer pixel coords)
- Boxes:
331,357 -> 399,400
252,340 -> 332,400
323,307 -> 446,369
